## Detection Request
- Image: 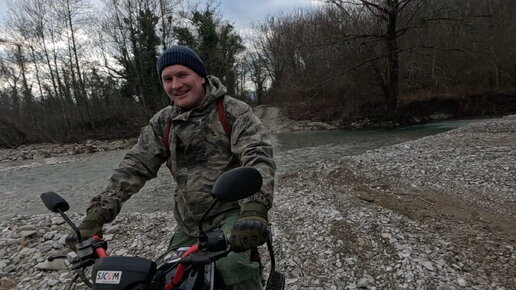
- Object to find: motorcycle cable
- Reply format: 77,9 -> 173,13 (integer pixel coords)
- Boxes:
67,273 -> 78,290
79,268 -> 93,288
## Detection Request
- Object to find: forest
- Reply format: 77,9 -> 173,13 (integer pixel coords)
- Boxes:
1,0 -> 515,148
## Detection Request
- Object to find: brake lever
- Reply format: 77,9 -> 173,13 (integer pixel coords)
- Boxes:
179,249 -> 231,266
70,259 -> 95,270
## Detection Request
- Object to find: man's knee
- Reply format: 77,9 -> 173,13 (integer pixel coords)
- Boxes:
216,251 -> 262,290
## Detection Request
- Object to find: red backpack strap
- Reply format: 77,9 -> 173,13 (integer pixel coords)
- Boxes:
163,115 -> 172,156
163,98 -> 230,157
216,96 -> 232,139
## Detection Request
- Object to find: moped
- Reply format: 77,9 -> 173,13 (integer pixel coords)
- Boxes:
41,167 -> 285,290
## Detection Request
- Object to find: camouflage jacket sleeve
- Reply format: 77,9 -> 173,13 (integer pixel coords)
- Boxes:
228,100 -> 276,210
86,110 -> 169,223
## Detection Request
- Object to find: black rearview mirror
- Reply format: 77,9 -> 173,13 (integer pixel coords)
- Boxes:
211,167 -> 263,202
41,191 -> 70,213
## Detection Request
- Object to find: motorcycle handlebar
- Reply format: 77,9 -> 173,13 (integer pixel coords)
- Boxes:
92,235 -> 108,258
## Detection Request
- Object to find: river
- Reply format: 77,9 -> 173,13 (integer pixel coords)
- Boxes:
0,119 -> 483,222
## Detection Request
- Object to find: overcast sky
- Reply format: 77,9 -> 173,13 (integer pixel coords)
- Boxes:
0,0 -> 318,31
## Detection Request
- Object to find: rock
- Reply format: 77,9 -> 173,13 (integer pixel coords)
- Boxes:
43,232 -> 54,240
19,247 -> 36,256
0,277 -> 16,289
357,277 -> 370,288
105,224 -> 120,233
381,233 -> 391,239
37,244 -> 53,253
9,256 -> 19,265
2,265 -> 15,273
51,217 -> 65,225
18,225 -> 36,231
58,234 -> 68,245
19,231 -> 37,238
47,279 -> 59,286
4,239 -> 20,246
35,259 -> 67,271
115,249 -> 129,256
457,278 -> 468,287
421,261 -> 434,271
291,267 -> 302,277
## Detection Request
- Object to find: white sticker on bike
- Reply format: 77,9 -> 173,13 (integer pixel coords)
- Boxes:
96,271 -> 122,284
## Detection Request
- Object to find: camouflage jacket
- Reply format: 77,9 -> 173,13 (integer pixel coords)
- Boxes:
86,76 -> 276,236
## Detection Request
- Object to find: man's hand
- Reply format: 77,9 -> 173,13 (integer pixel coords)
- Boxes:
66,213 -> 104,250
78,218 -> 104,239
229,202 -> 269,252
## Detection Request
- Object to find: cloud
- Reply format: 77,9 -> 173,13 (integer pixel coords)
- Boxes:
218,0 -> 314,29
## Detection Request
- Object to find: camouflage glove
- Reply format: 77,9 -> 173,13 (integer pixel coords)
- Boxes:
66,212 -> 104,250
78,213 -> 104,239
229,202 -> 269,252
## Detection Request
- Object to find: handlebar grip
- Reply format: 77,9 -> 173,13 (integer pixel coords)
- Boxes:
92,235 -> 108,258
95,247 -> 108,258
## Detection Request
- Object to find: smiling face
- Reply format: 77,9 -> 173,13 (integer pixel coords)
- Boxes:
161,64 -> 206,109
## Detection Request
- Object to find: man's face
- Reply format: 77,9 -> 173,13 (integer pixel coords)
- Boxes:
161,64 -> 206,109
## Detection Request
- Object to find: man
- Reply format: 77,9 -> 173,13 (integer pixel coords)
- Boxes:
75,45 -> 276,289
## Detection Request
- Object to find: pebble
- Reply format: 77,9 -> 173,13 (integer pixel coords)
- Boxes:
21,248 -> 36,256
19,231 -> 37,238
3,265 -> 15,273
421,261 -> 434,271
4,239 -> 19,246
51,217 -> 65,225
35,259 -> 67,271
58,234 -> 68,245
291,267 -> 302,277
43,232 -> 54,240
37,244 -> 53,253
0,277 -> 16,289
115,249 -> 129,256
357,277 -> 370,288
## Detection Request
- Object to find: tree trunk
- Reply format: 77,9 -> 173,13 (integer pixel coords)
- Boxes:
385,2 -> 399,119
15,44 -> 33,119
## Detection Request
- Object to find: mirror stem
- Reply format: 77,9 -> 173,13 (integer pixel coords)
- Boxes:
57,208 -> 82,241
198,199 -> 219,238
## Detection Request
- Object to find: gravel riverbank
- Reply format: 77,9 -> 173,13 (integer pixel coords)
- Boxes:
0,139 -> 137,163
1,115 -> 515,289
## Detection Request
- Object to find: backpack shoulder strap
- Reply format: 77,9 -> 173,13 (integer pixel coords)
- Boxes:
216,95 -> 232,139
162,97 -> 231,157
163,115 -> 172,155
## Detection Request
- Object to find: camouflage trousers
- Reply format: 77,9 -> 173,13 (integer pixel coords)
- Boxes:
168,210 -> 262,290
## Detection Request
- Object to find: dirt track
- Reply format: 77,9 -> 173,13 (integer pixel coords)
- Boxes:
271,114 -> 516,289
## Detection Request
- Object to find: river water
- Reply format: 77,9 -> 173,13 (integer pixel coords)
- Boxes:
0,119 -> 482,222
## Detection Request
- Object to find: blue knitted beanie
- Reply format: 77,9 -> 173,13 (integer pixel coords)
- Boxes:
156,45 -> 207,80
